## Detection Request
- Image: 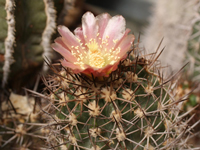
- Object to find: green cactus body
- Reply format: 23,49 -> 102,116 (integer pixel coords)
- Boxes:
8,0 -> 46,86
0,0 -> 7,56
0,0 -> 7,55
0,0 -> 59,88
13,0 -> 46,70
40,50 -> 193,150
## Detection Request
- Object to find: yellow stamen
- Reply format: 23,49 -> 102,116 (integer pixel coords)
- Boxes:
87,39 -> 105,68
73,36 -> 121,69
87,40 -> 99,53
89,53 -> 105,68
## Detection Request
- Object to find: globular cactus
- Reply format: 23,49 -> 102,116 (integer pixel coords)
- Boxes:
33,12 -> 198,149
41,60 -> 198,149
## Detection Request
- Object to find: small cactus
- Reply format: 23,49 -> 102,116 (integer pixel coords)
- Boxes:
34,12 -> 197,149
39,55 -> 196,149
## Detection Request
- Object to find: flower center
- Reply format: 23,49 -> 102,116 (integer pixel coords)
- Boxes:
87,40 -> 105,68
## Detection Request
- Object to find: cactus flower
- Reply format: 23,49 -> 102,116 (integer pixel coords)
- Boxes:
52,12 -> 135,77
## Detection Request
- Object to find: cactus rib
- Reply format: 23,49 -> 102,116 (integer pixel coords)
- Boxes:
2,0 -> 15,87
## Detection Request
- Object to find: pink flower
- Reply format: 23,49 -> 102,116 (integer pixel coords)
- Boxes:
51,12 -> 135,77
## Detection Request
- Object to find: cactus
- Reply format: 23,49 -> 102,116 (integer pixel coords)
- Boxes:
25,12 -> 198,149
35,43 -> 198,149
0,0 -> 58,88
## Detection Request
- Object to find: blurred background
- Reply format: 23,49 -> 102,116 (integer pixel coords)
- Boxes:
85,0 -> 155,35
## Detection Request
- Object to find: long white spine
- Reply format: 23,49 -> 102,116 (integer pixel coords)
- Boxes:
2,0 -> 16,87
41,0 -> 56,72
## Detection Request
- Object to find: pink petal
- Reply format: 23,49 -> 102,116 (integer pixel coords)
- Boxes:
52,12 -> 135,78
113,29 -> 134,57
102,15 -> 126,49
83,68 -> 103,77
74,27 -> 84,42
114,28 -> 131,48
51,43 -> 77,62
81,62 -> 119,77
82,67 -> 96,75
96,13 -> 111,39
58,26 -> 82,51
118,34 -> 135,56
54,37 -> 69,51
61,59 -> 83,72
79,66 -> 101,77
101,63 -> 119,76
82,12 -> 98,42
74,27 -> 87,49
